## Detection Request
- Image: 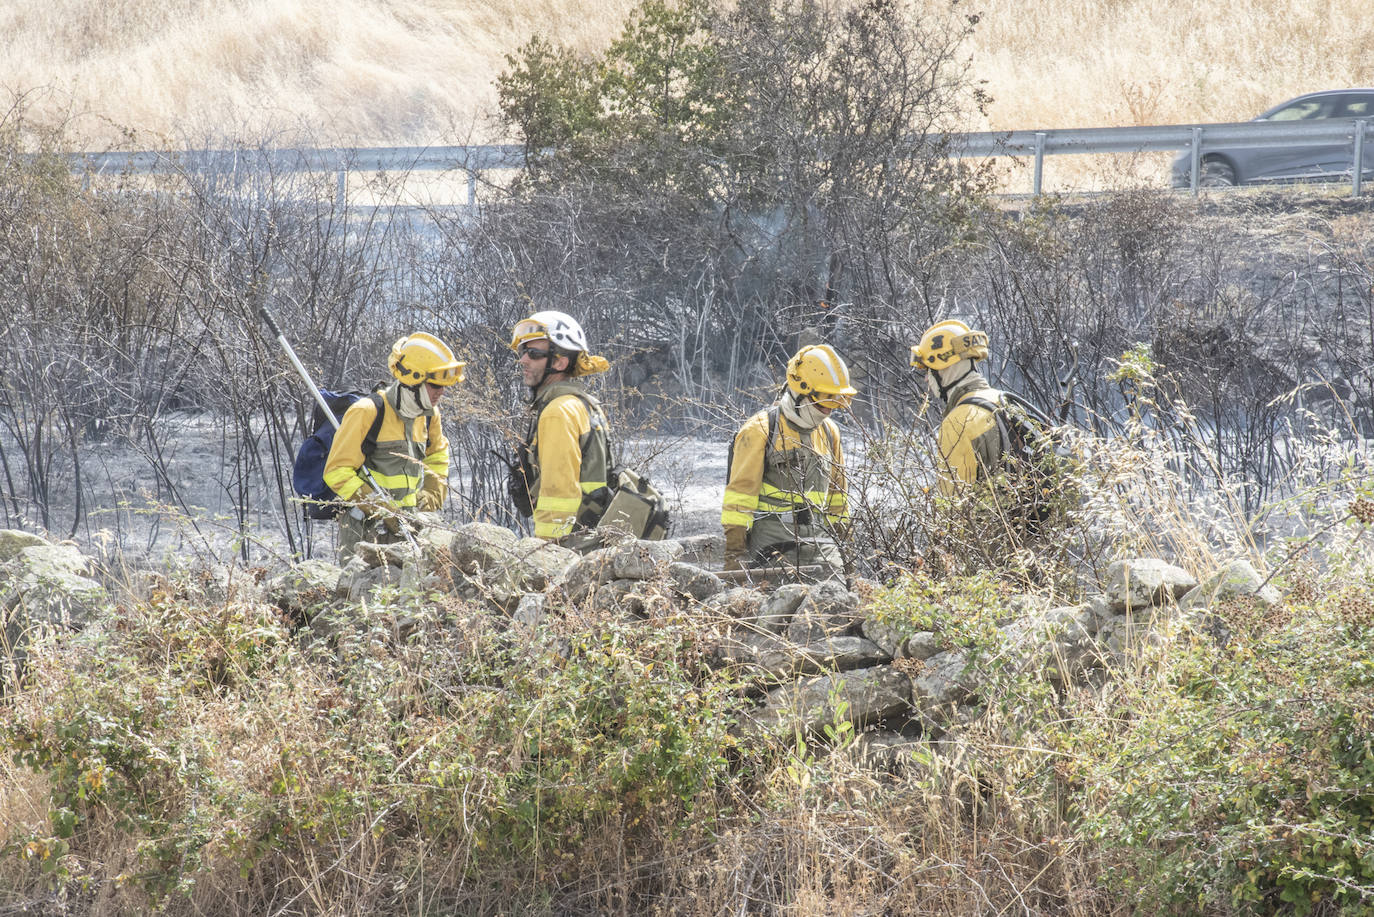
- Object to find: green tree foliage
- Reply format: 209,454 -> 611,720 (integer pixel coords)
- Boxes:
487,0 -> 992,403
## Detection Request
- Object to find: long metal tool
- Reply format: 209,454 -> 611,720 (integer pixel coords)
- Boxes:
259,306 -> 419,547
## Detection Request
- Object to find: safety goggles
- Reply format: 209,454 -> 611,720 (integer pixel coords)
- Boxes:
812,392 -> 854,411
517,344 -> 551,361
426,365 -> 463,385
510,319 -> 550,350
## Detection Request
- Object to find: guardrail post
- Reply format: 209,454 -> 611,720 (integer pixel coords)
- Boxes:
1033,132 -> 1046,195
1190,127 -> 1202,195
1355,120 -> 1368,198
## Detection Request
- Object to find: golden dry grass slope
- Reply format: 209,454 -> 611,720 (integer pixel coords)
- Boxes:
3,0 -> 1372,149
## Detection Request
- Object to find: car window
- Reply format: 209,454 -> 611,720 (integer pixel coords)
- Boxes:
1332,96 -> 1374,118
1266,99 -> 1331,121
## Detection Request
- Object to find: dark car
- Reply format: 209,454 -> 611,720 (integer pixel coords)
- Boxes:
1171,89 -> 1374,187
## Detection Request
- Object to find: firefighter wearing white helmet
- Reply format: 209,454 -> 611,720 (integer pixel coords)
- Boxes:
721,343 -> 856,578
910,319 -> 1006,495
324,331 -> 464,561
508,310 -> 616,548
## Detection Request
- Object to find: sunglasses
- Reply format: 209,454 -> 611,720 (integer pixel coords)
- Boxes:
518,345 -> 551,361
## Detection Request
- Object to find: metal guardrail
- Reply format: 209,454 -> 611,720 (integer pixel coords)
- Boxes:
76,144 -> 526,207
71,119 -> 1373,202
948,119 -> 1372,196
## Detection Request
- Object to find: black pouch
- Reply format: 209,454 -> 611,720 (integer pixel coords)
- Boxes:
498,445 -> 535,518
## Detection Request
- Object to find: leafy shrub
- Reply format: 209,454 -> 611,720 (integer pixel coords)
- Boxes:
2,575 -> 743,912
1058,528 -> 1374,914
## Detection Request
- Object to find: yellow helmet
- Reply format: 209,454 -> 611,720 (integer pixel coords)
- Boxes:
911,320 -> 988,370
389,332 -> 465,386
786,344 -> 858,409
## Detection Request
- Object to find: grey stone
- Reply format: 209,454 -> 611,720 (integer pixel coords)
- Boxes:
786,579 -> 860,643
667,562 -> 724,602
608,539 -> 682,580
446,523 -> 521,574
356,541 -> 418,570
1,544 -> 109,679
749,665 -> 913,737
589,579 -> 655,618
860,614 -> 907,658
795,636 -> 890,672
508,538 -> 580,591
905,631 -> 943,661
711,629 -> 792,681
552,547 -> 617,603
758,584 -> 809,635
1179,559 -> 1281,612
670,532 -> 723,567
701,587 -> 765,622
0,530 -> 49,564
1002,604 -> 1099,682
513,593 -> 547,628
1085,595 -> 1117,629
1104,558 -> 1198,613
910,650 -> 976,726
12,544 -> 91,580
345,563 -> 404,601
267,559 -> 346,613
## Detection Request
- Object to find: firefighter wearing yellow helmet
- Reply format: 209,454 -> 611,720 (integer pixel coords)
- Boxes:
508,310 -> 616,550
721,343 -> 856,578
909,319 -> 1005,495
324,332 -> 464,561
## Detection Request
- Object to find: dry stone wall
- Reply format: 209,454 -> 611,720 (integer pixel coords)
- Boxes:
0,525 -> 1273,753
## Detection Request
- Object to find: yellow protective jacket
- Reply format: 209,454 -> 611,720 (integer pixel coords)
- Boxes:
323,384 -> 450,509
525,380 -> 612,540
722,405 -> 848,555
936,376 -> 1005,496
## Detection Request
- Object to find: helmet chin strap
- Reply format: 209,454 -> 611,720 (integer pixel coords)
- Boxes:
930,359 -> 975,404
527,346 -> 569,401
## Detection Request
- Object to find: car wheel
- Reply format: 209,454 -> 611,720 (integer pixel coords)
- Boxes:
1200,160 -> 1237,187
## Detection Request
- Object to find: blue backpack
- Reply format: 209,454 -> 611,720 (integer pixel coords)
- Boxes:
292,389 -> 386,520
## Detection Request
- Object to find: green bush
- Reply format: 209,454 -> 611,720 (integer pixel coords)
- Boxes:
2,576 -> 744,909
1061,547 -> 1374,914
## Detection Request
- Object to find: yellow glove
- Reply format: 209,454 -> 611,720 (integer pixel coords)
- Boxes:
723,525 -> 749,572
416,488 -> 443,513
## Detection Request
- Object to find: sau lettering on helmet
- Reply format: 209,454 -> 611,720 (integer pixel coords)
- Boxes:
911,320 -> 988,371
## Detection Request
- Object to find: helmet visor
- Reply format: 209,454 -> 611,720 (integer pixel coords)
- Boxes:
426,363 -> 464,386
813,392 -> 854,411
510,318 -> 549,350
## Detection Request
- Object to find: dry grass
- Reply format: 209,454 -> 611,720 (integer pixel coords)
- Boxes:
0,0 -> 641,146
3,0 -> 1371,152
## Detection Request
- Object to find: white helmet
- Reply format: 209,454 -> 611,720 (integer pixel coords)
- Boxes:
510,310 -> 589,354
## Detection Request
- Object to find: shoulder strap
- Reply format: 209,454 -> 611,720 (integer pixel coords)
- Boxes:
531,381 -> 617,471
999,389 -> 1056,429
361,392 -> 385,458
821,416 -> 840,457
957,394 -> 1013,458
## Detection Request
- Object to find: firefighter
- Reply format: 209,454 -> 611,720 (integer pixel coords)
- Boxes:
324,332 -> 463,562
722,343 -> 856,579
909,319 -> 1003,495
508,310 -> 615,550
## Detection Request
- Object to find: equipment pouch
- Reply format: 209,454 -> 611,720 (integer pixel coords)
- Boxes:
501,444 -> 534,518
596,468 -> 670,540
